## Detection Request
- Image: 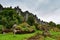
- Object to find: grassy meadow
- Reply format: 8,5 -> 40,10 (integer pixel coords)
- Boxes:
0,31 -> 60,40
0,33 -> 35,40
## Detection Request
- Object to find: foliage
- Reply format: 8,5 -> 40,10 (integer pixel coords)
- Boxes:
56,24 -> 60,29
16,22 -> 35,32
49,21 -> 56,27
0,4 -> 60,35
0,4 -> 3,8
27,15 -> 35,26
0,25 -> 3,31
0,9 -> 24,29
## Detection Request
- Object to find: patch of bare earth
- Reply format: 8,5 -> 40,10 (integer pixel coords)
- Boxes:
27,34 -> 44,40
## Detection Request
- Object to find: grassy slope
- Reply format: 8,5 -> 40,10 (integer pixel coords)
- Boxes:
45,31 -> 60,40
0,30 -> 42,40
0,31 -> 60,40
0,33 -> 35,40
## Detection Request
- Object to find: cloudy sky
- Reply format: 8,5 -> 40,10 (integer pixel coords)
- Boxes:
0,0 -> 60,24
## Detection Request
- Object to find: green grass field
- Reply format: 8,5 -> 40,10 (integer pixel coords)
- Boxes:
44,31 -> 60,40
0,33 -> 35,40
0,31 -> 60,40
0,30 -> 41,40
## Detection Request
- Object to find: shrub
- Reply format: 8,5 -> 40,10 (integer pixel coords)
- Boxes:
27,15 -> 35,26
0,25 -> 3,31
16,22 -> 35,33
0,25 -> 3,33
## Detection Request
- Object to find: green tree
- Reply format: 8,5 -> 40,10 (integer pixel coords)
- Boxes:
49,21 -> 56,27
56,24 -> 60,29
0,8 -> 24,29
0,4 -> 3,10
27,15 -> 35,26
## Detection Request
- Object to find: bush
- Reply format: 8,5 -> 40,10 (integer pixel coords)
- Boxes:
0,9 -> 24,29
0,25 -> 3,33
56,24 -> 60,29
16,22 -> 35,33
27,15 -> 35,26
0,25 -> 3,31
49,21 -> 56,27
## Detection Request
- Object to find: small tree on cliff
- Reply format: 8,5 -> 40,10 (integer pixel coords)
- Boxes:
27,15 -> 35,26
49,21 -> 56,27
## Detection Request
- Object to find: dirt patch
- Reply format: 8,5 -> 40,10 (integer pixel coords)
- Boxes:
27,34 -> 44,40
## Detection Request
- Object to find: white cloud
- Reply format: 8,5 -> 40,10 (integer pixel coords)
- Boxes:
39,8 -> 60,24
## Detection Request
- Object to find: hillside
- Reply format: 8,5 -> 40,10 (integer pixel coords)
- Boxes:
0,4 -> 48,29
0,4 -> 60,40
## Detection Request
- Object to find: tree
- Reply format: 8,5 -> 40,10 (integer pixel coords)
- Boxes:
0,8 -> 25,29
27,15 -> 35,26
56,24 -> 60,29
49,21 -> 56,27
0,4 -> 3,9
0,25 -> 3,31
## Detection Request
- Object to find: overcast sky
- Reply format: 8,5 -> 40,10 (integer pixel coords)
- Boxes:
0,0 -> 60,24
